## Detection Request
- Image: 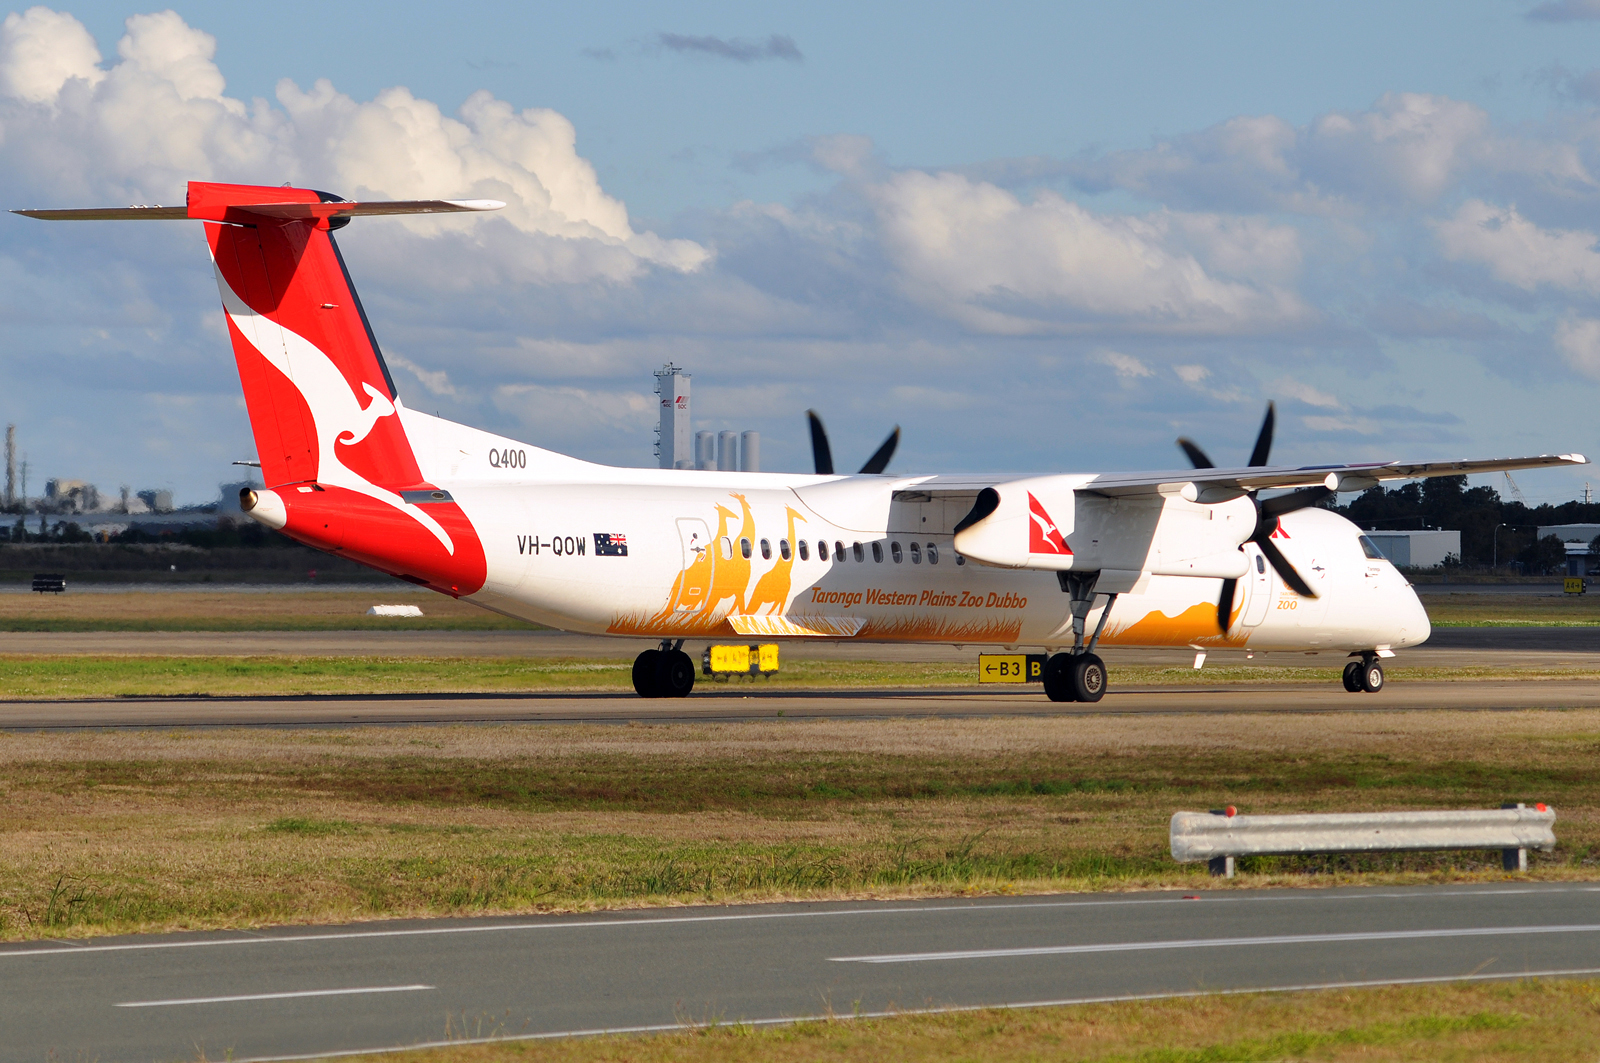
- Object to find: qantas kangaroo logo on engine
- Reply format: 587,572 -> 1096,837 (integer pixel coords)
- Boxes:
1027,492 -> 1071,554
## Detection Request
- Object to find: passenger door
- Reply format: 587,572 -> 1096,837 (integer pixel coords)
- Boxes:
668,518 -> 714,615
1241,546 -> 1274,627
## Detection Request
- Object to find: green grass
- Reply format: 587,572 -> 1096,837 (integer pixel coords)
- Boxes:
2,653 -> 1597,700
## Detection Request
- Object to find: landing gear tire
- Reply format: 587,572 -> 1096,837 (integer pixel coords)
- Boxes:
633,648 -> 696,698
1070,653 -> 1107,703
1042,654 -> 1077,702
656,649 -> 696,698
1342,661 -> 1363,693
1360,658 -> 1384,694
632,649 -> 663,697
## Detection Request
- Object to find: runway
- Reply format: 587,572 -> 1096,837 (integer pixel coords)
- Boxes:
3,884 -> 1597,1062
3,675 -> 1599,729
1,624 -> 1596,668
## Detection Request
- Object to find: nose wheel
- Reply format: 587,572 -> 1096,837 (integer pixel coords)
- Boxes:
633,641 -> 696,698
1342,654 -> 1384,694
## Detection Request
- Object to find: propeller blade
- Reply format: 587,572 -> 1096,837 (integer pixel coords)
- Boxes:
806,410 -> 834,475
1256,535 -> 1318,599
1247,401 -> 1276,468
1258,484 -> 1333,519
1177,438 -> 1214,470
858,426 -> 900,475
1216,577 -> 1237,633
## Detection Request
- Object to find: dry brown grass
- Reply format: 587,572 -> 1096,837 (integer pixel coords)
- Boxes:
2,710 -> 1597,941
321,979 -> 1600,1062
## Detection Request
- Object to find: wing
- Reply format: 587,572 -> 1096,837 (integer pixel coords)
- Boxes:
1077,453 -> 1587,499
13,199 -> 503,222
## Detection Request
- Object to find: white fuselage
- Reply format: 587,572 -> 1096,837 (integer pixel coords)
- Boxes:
410,411 -> 1431,655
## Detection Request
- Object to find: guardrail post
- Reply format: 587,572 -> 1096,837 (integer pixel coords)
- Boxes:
1502,802 -> 1528,871
1208,855 -> 1235,878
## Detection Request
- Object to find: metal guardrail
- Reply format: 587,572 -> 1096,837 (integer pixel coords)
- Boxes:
1171,805 -> 1556,878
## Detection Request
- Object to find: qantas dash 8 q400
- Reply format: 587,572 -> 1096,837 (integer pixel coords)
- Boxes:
17,182 -> 1588,701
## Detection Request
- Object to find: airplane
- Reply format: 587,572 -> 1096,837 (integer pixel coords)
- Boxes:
16,182 -> 1588,702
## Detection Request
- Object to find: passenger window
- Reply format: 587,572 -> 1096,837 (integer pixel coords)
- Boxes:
760,538 -> 772,560
891,541 -> 903,563
1256,554 -> 1265,573
909,542 -> 922,564
720,536 -> 733,560
1359,535 -> 1386,560
836,541 -> 846,562
817,540 -> 828,561
872,542 -> 884,563
927,543 -> 938,564
852,542 -> 864,562
797,540 -> 808,561
956,553 -> 966,566
740,538 -> 752,559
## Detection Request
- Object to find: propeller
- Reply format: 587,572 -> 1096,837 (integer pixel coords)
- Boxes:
806,410 -> 900,475
1176,402 -> 1330,633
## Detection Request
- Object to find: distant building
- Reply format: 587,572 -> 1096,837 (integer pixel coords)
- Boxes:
44,478 -> 100,513
137,488 -> 174,513
1365,530 -> 1460,569
653,364 -> 692,470
1540,524 -> 1600,578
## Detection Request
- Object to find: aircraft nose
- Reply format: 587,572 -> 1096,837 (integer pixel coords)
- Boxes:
1393,583 -> 1432,647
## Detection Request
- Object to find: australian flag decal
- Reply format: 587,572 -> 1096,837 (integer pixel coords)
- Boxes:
593,533 -> 628,557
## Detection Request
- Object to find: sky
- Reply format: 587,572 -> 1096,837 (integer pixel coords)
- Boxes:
2,1 -> 1600,505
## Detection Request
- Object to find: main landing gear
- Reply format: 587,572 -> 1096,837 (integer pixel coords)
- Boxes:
1043,573 -> 1119,703
633,640 -> 696,698
1342,652 -> 1385,694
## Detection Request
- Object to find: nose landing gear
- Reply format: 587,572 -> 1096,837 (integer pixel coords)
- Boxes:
632,640 -> 696,698
1342,653 -> 1384,694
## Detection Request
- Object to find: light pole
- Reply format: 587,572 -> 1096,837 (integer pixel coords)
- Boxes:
1493,523 -> 1507,570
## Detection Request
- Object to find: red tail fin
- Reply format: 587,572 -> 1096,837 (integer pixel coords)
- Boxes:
195,181 -> 419,491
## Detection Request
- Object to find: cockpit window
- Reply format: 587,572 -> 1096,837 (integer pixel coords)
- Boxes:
1359,535 -> 1387,561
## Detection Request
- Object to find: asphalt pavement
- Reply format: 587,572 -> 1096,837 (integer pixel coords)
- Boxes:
3,884 -> 1596,1062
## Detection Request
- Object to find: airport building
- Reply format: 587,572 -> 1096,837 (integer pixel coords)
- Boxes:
1364,529 -> 1461,569
1538,524 -> 1600,577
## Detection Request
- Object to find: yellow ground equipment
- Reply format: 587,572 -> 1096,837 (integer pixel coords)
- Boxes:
702,643 -> 780,680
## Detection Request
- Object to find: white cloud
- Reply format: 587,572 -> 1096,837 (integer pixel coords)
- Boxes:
0,6 -> 101,104
1067,92 -> 1554,216
1095,349 -> 1153,378
386,352 -> 457,397
867,171 -> 1309,335
1433,199 -> 1600,295
492,383 -> 654,439
1302,414 -> 1379,434
0,9 -> 708,282
1271,378 -> 1342,408
1554,315 -> 1600,380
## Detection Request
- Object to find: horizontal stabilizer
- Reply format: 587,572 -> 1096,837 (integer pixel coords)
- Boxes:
13,199 -> 503,222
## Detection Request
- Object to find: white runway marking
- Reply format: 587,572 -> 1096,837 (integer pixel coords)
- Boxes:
832,923 -> 1600,963
114,984 -> 434,1008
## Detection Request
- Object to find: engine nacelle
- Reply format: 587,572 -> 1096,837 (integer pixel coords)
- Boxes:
951,476 -> 1082,570
952,478 -> 1256,579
